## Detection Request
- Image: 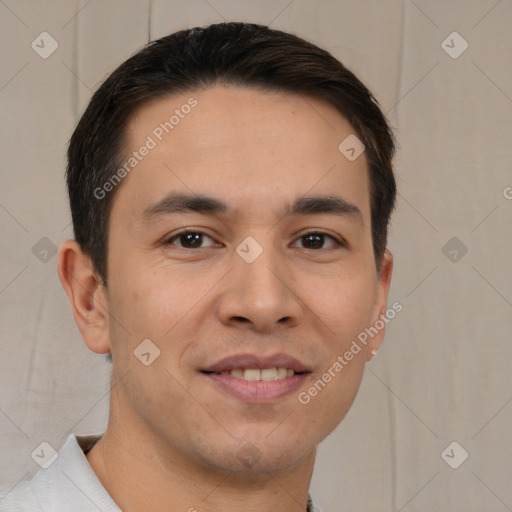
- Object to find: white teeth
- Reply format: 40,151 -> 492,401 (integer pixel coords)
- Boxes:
243,369 -> 261,381
222,367 -> 296,381
260,368 -> 278,381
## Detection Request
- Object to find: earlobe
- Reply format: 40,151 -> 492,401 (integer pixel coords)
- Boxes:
366,249 -> 394,362
57,239 -> 111,355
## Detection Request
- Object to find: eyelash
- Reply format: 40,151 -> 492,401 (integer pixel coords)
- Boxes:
163,229 -> 346,251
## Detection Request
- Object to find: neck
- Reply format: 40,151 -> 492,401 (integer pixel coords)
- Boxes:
86,389 -> 316,512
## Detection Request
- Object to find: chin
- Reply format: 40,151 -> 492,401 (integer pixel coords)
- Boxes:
199,438 -> 314,476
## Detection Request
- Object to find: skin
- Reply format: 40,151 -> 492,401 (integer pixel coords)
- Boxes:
58,84 -> 393,512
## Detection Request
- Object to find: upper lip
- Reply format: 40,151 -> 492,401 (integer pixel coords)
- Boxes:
202,352 -> 312,373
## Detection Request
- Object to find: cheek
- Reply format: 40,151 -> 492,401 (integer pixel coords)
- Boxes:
291,274 -> 375,420
296,347 -> 367,447
107,255 -> 224,347
307,272 -> 377,342
106,255 -> 183,343
117,283 -> 180,340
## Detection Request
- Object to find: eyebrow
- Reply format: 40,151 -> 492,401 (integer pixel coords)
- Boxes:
142,192 -> 363,224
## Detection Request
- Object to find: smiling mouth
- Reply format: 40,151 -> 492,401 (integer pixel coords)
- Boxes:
201,369 -> 310,403
200,352 -> 312,402
202,367 -> 305,381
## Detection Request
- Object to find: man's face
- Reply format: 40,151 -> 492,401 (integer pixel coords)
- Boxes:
102,84 -> 391,474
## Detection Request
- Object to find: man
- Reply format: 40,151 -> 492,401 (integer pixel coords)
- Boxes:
1,21 -> 396,511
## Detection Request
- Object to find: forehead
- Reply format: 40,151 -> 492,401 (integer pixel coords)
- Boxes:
115,84 -> 370,222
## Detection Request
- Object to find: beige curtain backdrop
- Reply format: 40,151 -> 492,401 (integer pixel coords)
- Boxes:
1,1 -> 511,510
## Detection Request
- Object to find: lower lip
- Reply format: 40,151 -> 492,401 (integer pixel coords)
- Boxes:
202,372 -> 310,403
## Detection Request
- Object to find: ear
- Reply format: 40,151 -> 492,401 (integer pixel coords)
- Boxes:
366,249 -> 393,362
57,239 -> 111,355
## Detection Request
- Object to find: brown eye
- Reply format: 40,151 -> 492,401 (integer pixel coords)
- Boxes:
166,230 -> 216,249
293,232 -> 343,250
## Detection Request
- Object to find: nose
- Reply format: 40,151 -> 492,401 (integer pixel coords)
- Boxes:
216,242 -> 303,333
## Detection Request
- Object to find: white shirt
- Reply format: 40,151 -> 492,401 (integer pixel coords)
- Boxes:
0,434 -> 323,511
